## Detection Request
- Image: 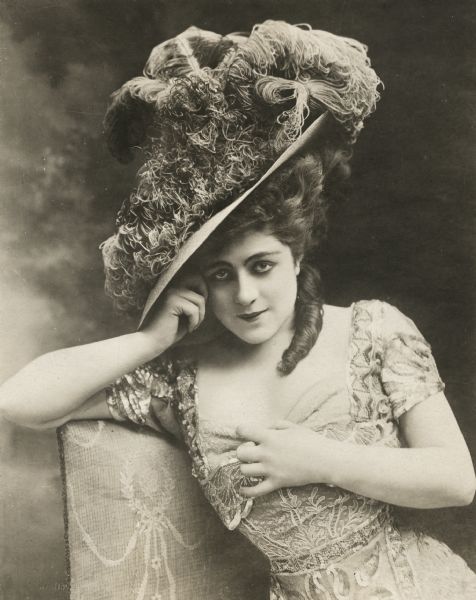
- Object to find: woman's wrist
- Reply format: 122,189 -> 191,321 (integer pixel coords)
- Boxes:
318,439 -> 365,489
304,433 -> 343,487
130,330 -> 172,362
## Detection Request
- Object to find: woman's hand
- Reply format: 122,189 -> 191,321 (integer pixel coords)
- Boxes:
0,274 -> 207,430
142,274 -> 208,352
236,420 -> 334,497
237,394 -> 476,508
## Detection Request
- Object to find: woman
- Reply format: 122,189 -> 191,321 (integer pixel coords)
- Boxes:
1,20 -> 475,599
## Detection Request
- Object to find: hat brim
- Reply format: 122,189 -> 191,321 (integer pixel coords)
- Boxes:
138,112 -> 330,331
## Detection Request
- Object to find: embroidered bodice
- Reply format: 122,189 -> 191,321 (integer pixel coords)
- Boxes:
106,300 -> 476,599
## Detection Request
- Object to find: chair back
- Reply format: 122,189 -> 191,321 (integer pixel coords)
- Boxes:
57,420 -> 268,599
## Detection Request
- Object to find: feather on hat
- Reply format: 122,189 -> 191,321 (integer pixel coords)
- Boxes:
101,21 -> 381,321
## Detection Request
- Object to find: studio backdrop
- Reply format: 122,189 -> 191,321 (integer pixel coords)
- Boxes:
0,1 -> 474,599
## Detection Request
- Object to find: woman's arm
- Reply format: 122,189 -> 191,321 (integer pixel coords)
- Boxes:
322,392 -> 476,507
237,392 -> 476,508
0,279 -> 207,430
0,332 -> 165,430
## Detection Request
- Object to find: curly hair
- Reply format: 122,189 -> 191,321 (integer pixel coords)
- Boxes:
198,151 -> 331,374
100,21 -> 381,315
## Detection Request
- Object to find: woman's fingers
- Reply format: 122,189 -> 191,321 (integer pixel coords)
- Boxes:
143,279 -> 209,348
240,479 -> 275,498
236,423 -> 268,443
175,288 -> 207,317
240,462 -> 266,477
172,298 -> 200,332
236,441 -> 261,463
175,273 -> 209,302
173,272 -> 209,327
168,288 -> 207,331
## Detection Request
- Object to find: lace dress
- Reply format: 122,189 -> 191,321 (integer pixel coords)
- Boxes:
106,300 -> 476,599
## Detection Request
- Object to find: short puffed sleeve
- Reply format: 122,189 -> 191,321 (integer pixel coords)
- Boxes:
105,355 -> 179,436
378,302 -> 445,420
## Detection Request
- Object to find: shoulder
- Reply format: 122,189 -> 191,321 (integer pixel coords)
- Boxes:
351,299 -> 422,337
346,300 -> 438,371
349,299 -> 441,380
134,349 -> 192,390
321,303 -> 353,327
321,300 -> 395,338
320,304 -> 355,349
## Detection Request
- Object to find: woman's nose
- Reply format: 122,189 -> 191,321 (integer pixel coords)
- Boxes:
234,273 -> 258,306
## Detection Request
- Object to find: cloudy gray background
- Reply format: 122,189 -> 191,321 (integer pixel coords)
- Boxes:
0,1 -> 475,598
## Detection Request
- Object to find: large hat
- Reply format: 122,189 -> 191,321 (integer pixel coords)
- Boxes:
101,21 -> 381,328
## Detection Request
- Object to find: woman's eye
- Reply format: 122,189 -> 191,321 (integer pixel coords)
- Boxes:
253,261 -> 273,274
210,269 -> 230,281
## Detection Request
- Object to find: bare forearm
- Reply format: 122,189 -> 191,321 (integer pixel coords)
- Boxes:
319,439 -> 475,509
237,400 -> 476,506
0,332 -> 166,427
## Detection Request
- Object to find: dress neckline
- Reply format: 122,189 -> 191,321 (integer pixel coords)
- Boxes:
176,302 -> 359,482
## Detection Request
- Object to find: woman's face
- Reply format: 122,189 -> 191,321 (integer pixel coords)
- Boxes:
200,229 -> 300,345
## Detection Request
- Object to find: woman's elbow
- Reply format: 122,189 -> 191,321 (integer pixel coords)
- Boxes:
0,394 -> 57,431
0,409 -> 54,431
453,474 -> 476,506
438,447 -> 476,507
446,463 -> 476,507
0,395 -> 20,426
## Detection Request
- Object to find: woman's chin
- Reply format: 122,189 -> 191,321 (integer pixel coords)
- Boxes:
229,325 -> 277,345
238,334 -> 270,345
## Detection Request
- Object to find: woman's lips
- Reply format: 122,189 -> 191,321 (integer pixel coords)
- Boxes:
237,309 -> 268,322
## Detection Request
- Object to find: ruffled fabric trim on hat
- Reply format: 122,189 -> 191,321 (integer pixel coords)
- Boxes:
101,21 -> 382,313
